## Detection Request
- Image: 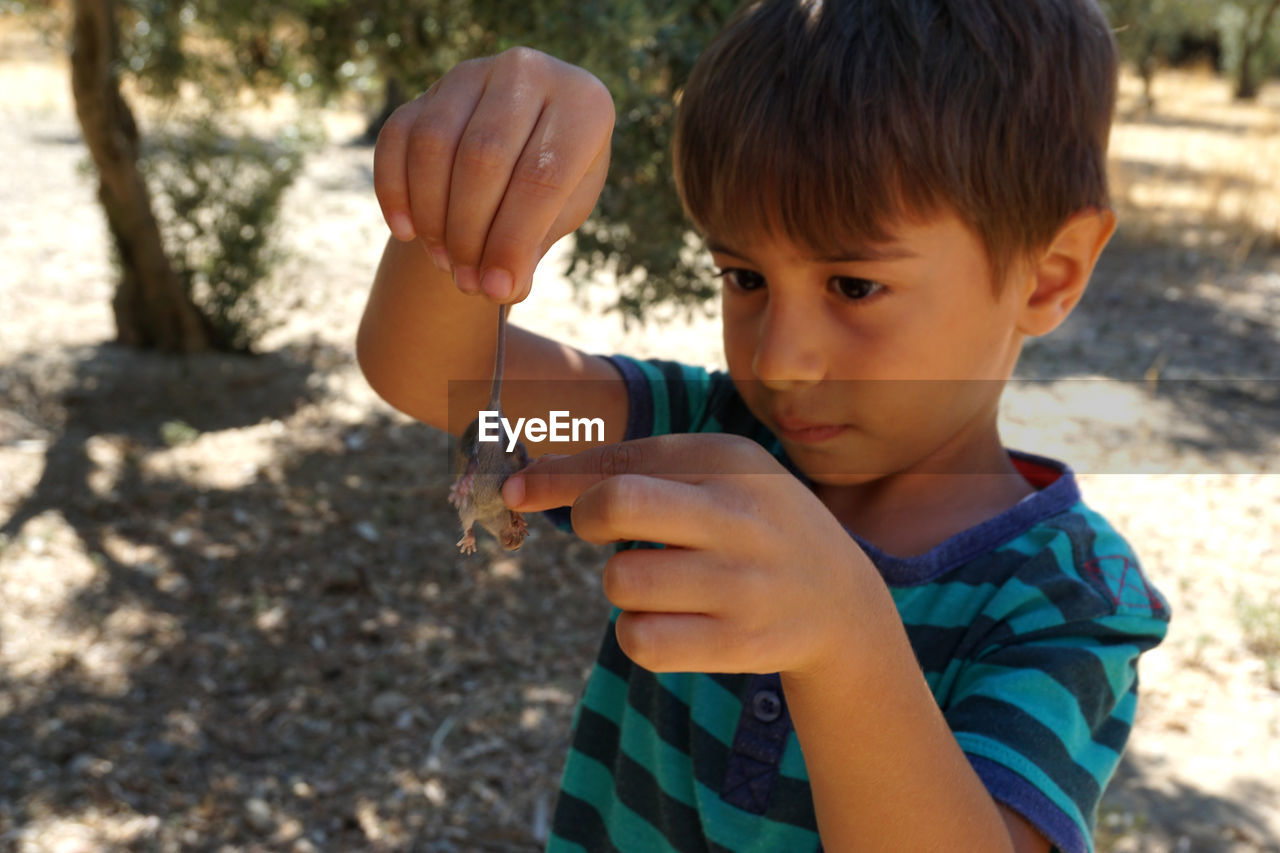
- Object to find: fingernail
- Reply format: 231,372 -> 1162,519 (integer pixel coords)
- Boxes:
388,213 -> 415,241
480,269 -> 512,300
502,473 -> 525,507
453,266 -> 479,293
429,247 -> 451,273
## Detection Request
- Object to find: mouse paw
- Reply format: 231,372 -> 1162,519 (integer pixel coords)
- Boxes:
457,528 -> 477,554
448,473 -> 474,508
500,511 -> 529,550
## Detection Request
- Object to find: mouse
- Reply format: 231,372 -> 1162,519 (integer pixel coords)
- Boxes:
447,304 -> 530,554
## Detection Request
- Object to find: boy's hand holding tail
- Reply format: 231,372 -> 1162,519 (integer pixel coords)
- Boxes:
504,434 -> 895,679
373,48 -> 614,302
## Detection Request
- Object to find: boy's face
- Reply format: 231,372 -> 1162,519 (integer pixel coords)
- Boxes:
711,208 -> 1029,485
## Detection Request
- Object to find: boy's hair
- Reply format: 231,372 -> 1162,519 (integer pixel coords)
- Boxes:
673,0 -> 1118,287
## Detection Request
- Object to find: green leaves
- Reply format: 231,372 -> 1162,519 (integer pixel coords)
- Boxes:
142,116 -> 313,352
113,0 -> 746,322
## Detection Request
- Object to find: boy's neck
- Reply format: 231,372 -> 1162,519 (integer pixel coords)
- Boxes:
813,435 -> 1035,559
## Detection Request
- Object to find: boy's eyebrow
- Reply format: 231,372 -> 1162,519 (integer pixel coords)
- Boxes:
705,239 -> 917,263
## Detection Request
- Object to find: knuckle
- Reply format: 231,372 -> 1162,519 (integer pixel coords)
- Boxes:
600,554 -> 636,604
478,230 -> 533,271
737,625 -> 770,667
738,572 -> 773,627
511,146 -> 565,199
721,434 -> 770,474
456,127 -> 513,173
453,56 -> 491,78
407,116 -> 456,164
372,177 -> 400,210
598,443 -> 641,480
722,433 -> 759,458
580,75 -> 616,120
597,474 -> 642,528
500,45 -> 547,74
375,107 -> 411,150
613,613 -> 656,668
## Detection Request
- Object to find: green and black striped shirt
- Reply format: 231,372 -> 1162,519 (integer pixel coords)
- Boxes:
547,357 -> 1169,853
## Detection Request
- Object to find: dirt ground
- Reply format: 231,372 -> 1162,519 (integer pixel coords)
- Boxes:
1,20 -> 1279,853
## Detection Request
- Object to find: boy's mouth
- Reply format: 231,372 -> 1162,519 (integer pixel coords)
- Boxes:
771,416 -> 849,445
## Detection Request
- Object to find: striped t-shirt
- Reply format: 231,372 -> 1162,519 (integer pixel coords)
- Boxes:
547,356 -> 1170,853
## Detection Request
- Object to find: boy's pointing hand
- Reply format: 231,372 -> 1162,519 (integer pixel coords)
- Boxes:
374,48 -> 614,302
504,435 -> 889,679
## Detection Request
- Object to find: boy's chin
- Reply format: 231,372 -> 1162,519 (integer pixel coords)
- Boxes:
788,456 -> 891,487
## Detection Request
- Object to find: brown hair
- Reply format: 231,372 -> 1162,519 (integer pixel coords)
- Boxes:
673,0 -> 1118,287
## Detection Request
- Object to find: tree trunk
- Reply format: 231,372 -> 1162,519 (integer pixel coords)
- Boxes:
1235,0 -> 1280,101
360,76 -> 407,144
69,0 -> 212,351
1138,40 -> 1158,112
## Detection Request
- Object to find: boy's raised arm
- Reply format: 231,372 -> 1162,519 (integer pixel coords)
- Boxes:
356,48 -> 626,451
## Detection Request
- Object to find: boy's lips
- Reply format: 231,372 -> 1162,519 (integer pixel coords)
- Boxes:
771,416 -> 849,444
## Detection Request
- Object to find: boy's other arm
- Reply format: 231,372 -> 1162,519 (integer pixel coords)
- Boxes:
783,646 -> 1052,852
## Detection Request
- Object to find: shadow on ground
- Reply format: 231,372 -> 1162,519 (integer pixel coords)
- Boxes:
1016,243 -> 1280,470
1101,754 -> 1280,852
0,343 -> 610,849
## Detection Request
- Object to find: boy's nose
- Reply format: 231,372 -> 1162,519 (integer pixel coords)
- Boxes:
751,300 -> 826,389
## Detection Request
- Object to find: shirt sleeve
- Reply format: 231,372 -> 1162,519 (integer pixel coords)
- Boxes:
603,355 -> 718,438
605,355 -> 784,451
943,524 -> 1170,853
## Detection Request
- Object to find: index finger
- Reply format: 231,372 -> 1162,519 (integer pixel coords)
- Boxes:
502,433 -> 764,512
476,77 -> 614,302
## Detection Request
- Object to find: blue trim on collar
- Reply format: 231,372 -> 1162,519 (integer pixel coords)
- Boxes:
851,452 -> 1082,587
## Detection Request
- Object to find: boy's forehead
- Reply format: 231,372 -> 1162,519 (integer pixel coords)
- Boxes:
705,234 -> 918,264
702,208 -> 960,263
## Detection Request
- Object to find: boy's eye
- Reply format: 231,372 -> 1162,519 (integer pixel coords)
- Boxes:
716,268 -> 766,292
831,276 -> 883,301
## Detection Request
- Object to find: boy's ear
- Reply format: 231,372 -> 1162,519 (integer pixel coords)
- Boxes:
1017,207 -> 1117,337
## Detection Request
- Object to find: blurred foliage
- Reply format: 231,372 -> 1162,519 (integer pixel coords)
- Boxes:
116,0 -> 313,352
13,0 -> 1280,323
1216,0 -> 1280,98
1236,589 -> 1280,689
1102,0 -> 1217,106
159,418 -> 201,446
276,0 -> 745,320
96,0 -> 743,322
141,115 -> 310,351
1102,0 -> 1280,103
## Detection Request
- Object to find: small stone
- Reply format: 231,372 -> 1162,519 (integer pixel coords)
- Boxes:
423,778 -> 446,807
145,740 -> 176,763
354,520 -> 380,543
244,797 -> 275,834
371,690 -> 409,721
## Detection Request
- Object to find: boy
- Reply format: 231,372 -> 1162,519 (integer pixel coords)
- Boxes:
357,0 -> 1169,850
